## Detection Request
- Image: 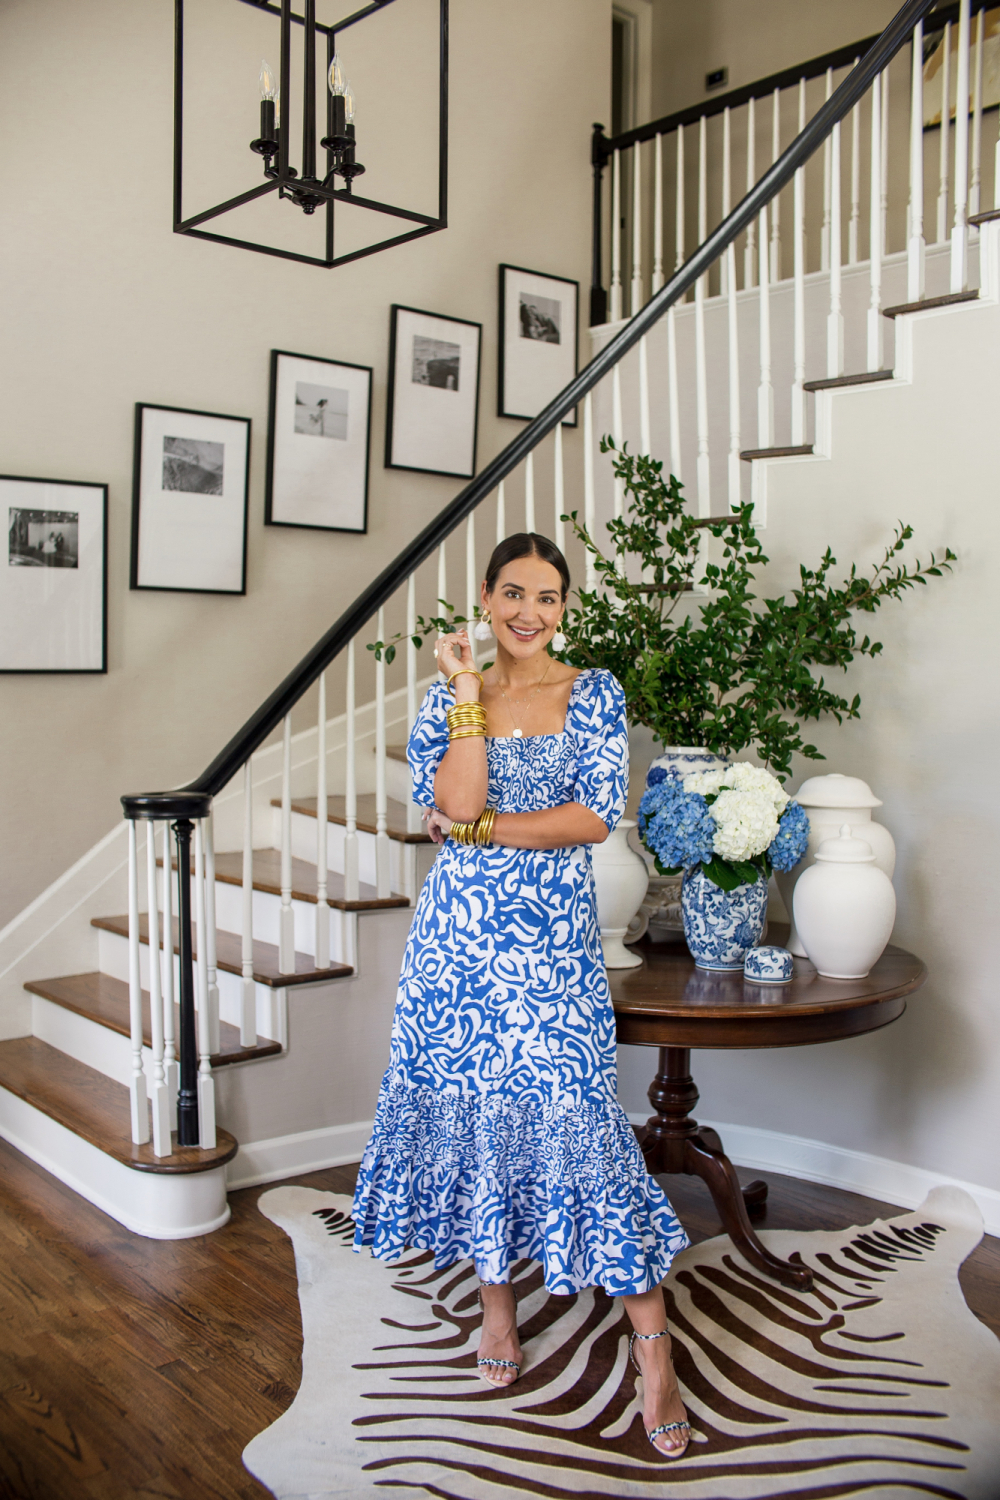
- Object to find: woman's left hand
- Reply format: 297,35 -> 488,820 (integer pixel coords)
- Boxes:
423,807 -> 452,845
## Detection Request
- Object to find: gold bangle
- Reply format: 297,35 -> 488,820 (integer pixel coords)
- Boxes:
446,669 -> 484,694
474,807 -> 497,846
449,820 -> 474,844
447,709 -> 487,727
449,726 -> 486,741
446,703 -> 486,721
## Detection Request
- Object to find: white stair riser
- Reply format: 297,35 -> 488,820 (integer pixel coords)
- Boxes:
384,755 -> 412,804
283,810 -> 424,897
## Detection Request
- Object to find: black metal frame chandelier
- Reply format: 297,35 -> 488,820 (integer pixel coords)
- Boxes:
173,0 -> 449,269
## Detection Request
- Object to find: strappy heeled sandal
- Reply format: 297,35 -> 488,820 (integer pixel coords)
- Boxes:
629,1329 -> 691,1459
477,1285 -> 521,1388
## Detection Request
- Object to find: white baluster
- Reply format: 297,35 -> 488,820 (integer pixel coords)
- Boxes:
406,572 -> 417,733
437,538 -> 447,612
727,236 -> 741,509
524,452 -> 536,532
770,86 -> 781,282
745,97 -> 756,288
160,821 -> 177,1125
828,120 -> 844,377
553,423 -> 566,550
881,63 -> 890,255
667,303 -> 682,482
909,20 -> 927,300
204,810 -> 220,1056
344,640 -> 359,901
792,78 -> 807,444
757,203 -> 773,447
652,132 -> 664,293
583,391 -> 597,588
611,366 -> 624,518
951,0 -> 971,290
146,824 -> 170,1156
938,21 -> 951,244
869,72 -> 884,371
127,821 -> 150,1145
193,818 -> 216,1150
315,673 -> 330,968
695,113 -> 710,513
970,6 -> 984,222
610,148 -> 623,321
821,67 -> 833,270
240,758 -> 256,1047
631,141 -> 643,315
638,338 -> 651,457
721,106 -> 731,296
375,606 -> 390,899
279,714 -> 294,973
849,65 -> 862,263
465,510 -> 477,634
675,125 -> 685,273
495,480 -> 506,544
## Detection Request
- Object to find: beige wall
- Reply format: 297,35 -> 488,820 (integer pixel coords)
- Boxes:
0,0 -> 608,929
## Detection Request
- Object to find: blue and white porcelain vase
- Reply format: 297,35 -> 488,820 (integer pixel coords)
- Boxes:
646,745 -> 727,790
681,865 -> 768,971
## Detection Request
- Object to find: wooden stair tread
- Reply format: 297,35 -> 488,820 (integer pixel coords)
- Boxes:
740,444 -> 814,461
24,973 -> 282,1068
882,290 -> 979,318
803,369 -> 894,392
166,851 -> 408,911
0,1037 -> 237,1175
281,794 -> 431,844
91,914 -> 352,989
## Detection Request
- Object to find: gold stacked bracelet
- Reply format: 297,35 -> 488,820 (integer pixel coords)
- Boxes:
449,806 -> 497,847
447,701 -> 487,741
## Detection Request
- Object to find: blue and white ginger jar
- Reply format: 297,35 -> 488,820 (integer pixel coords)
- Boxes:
681,865 -> 768,971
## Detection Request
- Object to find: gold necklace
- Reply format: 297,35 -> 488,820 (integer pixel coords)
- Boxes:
493,660 -> 552,738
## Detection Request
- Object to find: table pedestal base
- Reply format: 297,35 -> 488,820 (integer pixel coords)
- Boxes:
641,1046 -> 812,1290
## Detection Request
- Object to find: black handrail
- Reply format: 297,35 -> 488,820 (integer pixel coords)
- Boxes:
122,0 -> 936,818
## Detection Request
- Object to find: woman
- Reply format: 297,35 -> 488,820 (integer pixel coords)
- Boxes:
353,533 -> 691,1459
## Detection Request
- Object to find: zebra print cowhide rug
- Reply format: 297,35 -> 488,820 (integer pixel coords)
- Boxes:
243,1184 -> 999,1499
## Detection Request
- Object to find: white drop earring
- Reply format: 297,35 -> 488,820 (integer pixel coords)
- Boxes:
473,611 -> 494,642
552,622 -> 567,653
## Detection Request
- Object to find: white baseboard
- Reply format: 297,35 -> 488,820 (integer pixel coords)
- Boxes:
227,1118 -> 373,1190
627,1113 -> 1000,1239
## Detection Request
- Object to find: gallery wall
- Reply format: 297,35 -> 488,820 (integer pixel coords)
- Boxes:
0,0 -> 608,929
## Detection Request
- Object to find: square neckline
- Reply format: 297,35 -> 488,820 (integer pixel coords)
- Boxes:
485,668 -> 591,743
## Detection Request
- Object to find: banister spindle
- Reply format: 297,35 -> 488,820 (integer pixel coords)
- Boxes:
524,452 -> 536,532
828,119 -> 844,377
406,572 -> 417,734
193,818 -> 216,1150
437,539 -> 447,611
204,810 -> 220,1055
909,21 -> 926,300
970,6 -> 984,221
631,140 -> 643,314
315,672 -> 330,967
849,63 -> 862,263
726,231 -> 741,509
375,606 -> 390,899
938,21 -> 951,243
869,72 -> 885,371
745,97 -> 756,288
344,640 -> 359,902
639,337 -> 651,457
611,365 -> 624,518
495,480 -> 506,544
652,132 -> 664,293
881,62 -> 890,256
160,820 -> 177,1124
770,86 -> 781,281
667,300 -> 682,483
610,148 -> 622,321
583,392 -> 596,588
792,78 -> 807,444
721,106 -> 731,296
757,201 -> 773,447
674,124 -> 685,273
127,821 -> 150,1146
465,510 -> 477,640
173,817 -> 199,1146
951,0 -> 971,291
146,825 -> 170,1154
241,758 -> 256,1047
553,423 -> 566,551
695,113 -> 710,514
821,67 -> 833,269
279,714 -> 294,974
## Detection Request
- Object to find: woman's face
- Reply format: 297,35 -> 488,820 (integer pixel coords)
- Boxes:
482,555 -> 565,663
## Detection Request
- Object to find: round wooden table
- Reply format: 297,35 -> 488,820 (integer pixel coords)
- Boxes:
608,931 -> 926,1291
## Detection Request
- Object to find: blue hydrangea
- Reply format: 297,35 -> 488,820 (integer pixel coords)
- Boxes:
646,765 -> 668,787
767,799 -> 810,872
638,773 -> 716,871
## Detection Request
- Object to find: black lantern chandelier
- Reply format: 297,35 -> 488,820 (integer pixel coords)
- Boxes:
173,0 -> 449,269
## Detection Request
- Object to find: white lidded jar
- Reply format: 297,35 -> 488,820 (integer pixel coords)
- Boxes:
776,773 -> 896,956
592,819 -> 649,969
792,824 -> 896,979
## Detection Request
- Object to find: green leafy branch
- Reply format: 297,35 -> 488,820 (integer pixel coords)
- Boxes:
368,601 -> 478,666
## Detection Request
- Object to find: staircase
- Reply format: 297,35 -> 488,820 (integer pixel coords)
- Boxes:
0,0 -> 966,1238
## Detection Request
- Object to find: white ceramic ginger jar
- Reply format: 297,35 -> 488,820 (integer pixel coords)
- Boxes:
592,819 -> 649,969
792,824 -> 896,979
776,773 -> 896,956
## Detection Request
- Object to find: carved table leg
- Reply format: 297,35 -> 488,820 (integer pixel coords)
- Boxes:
642,1046 -> 812,1291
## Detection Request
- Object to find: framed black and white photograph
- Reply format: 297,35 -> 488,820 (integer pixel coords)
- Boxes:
266,349 -> 372,533
131,403 -> 250,594
499,265 -> 579,426
1,474 -> 107,673
385,305 -> 482,478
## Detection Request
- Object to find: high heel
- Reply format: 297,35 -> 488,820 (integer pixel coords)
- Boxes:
629,1330 -> 691,1460
477,1285 -> 521,1387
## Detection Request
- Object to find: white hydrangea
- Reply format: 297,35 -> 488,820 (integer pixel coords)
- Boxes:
682,761 -> 789,862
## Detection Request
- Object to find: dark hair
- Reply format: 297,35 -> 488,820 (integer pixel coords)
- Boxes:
483,533 -> 570,600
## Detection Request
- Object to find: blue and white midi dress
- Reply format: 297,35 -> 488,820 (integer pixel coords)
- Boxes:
352,668 -> 688,1295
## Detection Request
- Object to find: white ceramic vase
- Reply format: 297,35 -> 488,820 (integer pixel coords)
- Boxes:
776,773 -> 896,956
592,819 -> 649,969
792,824 -> 896,979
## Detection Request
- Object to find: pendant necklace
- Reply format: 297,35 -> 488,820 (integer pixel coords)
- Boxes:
494,659 -> 552,738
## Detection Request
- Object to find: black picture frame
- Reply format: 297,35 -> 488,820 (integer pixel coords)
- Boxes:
131,403 -> 251,595
385,304 -> 483,478
498,264 -> 579,426
0,473 -> 108,674
264,349 -> 372,534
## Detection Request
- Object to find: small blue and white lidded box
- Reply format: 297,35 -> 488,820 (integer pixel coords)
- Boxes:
744,945 -> 794,984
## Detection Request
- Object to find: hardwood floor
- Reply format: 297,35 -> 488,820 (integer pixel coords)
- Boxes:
0,1136 -> 995,1500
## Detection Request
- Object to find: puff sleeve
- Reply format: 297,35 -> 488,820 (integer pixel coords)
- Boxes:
568,670 -> 629,834
407,680 -> 451,807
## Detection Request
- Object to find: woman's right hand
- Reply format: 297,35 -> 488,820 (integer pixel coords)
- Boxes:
434,629 -> 479,699
422,807 -> 452,845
